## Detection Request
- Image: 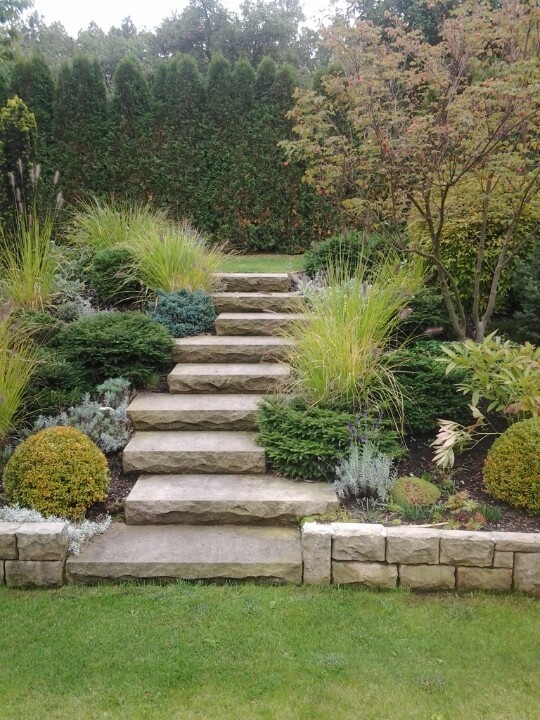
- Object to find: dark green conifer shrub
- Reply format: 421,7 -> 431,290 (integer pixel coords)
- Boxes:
397,287 -> 452,341
56,311 -> 173,387
303,231 -> 388,278
395,342 -> 471,436
147,289 -> 216,338
86,246 -> 140,306
256,397 -> 401,482
23,347 -> 89,419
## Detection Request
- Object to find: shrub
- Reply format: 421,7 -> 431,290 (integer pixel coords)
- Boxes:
333,440 -> 396,504
510,240 -> 540,345
303,231 -> 364,278
131,220 -> 227,292
288,256 -> 423,420
389,476 -> 441,507
3,426 -> 110,520
86,246 -> 140,306
397,287 -> 452,341
56,311 -> 173,387
440,333 -> 540,419
483,418 -> 540,514
23,347 -> 88,418
10,307 -> 64,345
30,378 -> 133,454
147,289 -> 216,338
395,342 -> 471,436
256,396 -> 401,482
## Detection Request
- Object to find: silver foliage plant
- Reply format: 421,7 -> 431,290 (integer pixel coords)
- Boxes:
333,440 -> 397,504
30,378 -> 134,454
0,504 -> 111,556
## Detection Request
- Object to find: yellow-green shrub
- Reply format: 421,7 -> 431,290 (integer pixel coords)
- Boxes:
3,426 -> 110,520
483,419 -> 540,515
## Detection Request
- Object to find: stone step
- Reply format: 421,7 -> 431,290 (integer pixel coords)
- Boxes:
168,362 -> 289,394
122,431 -> 266,475
211,292 -> 302,314
66,524 -> 301,584
215,312 -> 306,337
214,272 -> 291,293
173,335 -> 294,364
127,393 -> 263,431
125,474 -> 339,525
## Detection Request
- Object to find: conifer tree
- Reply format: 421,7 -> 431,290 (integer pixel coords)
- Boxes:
53,56 -> 109,199
110,55 -> 151,200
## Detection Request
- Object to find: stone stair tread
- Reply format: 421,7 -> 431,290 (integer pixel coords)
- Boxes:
214,273 -> 291,293
211,292 -> 302,313
122,430 -> 266,474
170,362 -> 289,377
168,362 -> 289,394
173,336 -> 294,363
127,393 -> 264,431
66,524 -> 302,584
125,474 -> 339,525
217,312 -> 305,320
215,313 -> 306,337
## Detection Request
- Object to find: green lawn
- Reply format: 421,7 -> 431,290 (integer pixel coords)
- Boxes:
219,254 -> 304,273
1,584 -> 538,720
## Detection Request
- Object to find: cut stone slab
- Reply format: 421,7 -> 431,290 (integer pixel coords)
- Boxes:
5,560 -> 64,588
215,312 -> 306,337
122,431 -> 266,475
332,561 -> 398,589
399,564 -> 455,591
173,335 -> 294,364
302,523 -> 333,585
128,393 -> 264,431
212,292 -> 303,314
513,552 -> 540,595
16,522 -> 69,561
66,524 -> 302,584
168,362 -> 290,394
0,523 -> 20,560
456,566 -> 512,592
331,523 -> 386,562
491,532 -> 540,553
386,527 -> 439,565
125,474 -> 339,525
439,531 -> 494,567
214,273 -> 291,293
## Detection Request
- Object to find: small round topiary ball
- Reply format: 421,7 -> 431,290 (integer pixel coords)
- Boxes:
483,418 -> 540,515
3,426 -> 110,520
389,476 -> 441,507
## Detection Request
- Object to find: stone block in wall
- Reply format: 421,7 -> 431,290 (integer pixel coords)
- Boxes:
456,567 -> 512,592
331,523 -> 385,562
399,564 -> 455,591
332,561 -> 398,589
5,560 -> 64,588
302,523 -> 332,585
514,553 -> 540,596
493,551 -> 513,569
16,523 -> 69,561
386,527 -> 439,565
491,532 -> 540,553
0,523 -> 20,560
439,531 -> 493,567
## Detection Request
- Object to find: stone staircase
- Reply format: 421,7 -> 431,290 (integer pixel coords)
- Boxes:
67,273 -> 339,584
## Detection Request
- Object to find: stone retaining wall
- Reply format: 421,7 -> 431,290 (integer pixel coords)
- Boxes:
0,522 -> 69,588
302,523 -> 540,595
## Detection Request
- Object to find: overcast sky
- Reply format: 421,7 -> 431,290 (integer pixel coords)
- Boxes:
32,0 -> 336,36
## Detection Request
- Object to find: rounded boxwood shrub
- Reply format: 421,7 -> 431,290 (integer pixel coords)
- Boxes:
483,418 -> 540,514
147,289 -> 216,338
3,426 -> 109,520
389,476 -> 441,507
86,246 -> 140,306
395,342 -> 471,436
56,311 -> 173,387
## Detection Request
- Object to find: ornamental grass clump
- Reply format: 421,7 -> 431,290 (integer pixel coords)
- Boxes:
3,426 -> 109,520
289,255 -> 423,422
131,220 -> 227,293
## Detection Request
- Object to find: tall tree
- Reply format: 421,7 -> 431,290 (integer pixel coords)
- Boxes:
53,56 -> 110,198
283,0 -> 540,339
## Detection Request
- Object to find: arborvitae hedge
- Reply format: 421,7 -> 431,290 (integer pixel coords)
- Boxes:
3,51 -> 339,251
